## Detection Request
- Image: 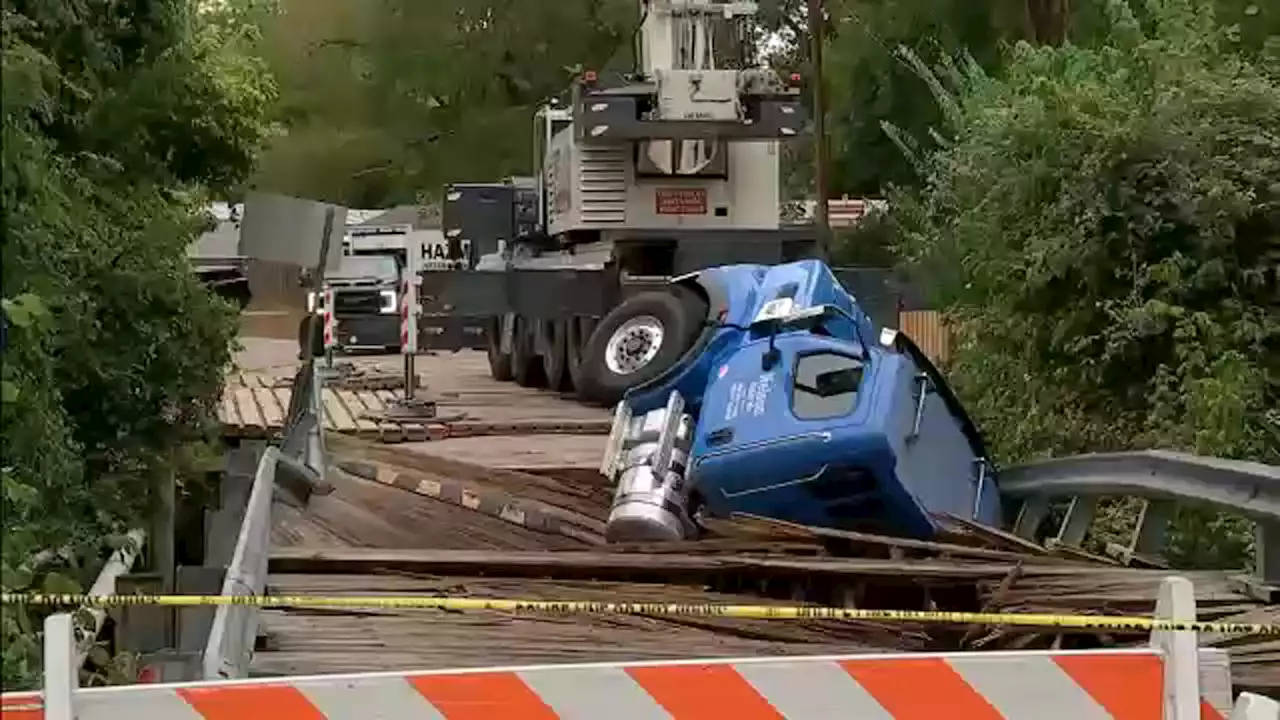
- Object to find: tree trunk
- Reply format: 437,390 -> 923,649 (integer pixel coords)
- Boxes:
1025,0 -> 1071,45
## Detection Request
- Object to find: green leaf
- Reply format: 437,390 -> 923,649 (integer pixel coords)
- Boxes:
1,564 -> 34,592
88,644 -> 112,668
1,380 -> 19,403
42,571 -> 83,595
1,293 -> 48,329
2,475 -> 39,507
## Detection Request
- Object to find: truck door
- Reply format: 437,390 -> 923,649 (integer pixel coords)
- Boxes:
690,334 -> 878,521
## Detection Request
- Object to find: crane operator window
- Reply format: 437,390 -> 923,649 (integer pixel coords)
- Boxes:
792,352 -> 864,420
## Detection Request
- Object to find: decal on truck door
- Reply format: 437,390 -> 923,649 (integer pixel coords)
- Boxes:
724,381 -> 744,422
723,372 -> 775,422
746,372 -> 774,417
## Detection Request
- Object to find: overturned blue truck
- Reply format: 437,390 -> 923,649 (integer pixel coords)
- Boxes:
593,260 -> 998,543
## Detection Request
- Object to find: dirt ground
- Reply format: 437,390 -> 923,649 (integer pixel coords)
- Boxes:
239,306 -> 302,341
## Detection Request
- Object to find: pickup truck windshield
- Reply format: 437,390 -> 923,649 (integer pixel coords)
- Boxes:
328,255 -> 398,281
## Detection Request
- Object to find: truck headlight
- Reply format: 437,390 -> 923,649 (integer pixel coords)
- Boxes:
379,289 -> 397,314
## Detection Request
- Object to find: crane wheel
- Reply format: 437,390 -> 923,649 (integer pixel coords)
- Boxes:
541,319 -> 571,392
566,316 -> 595,394
510,314 -> 546,388
576,287 -> 707,406
486,316 -> 515,382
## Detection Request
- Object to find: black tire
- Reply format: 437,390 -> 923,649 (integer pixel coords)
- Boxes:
541,319 -> 571,392
510,314 -> 545,388
576,287 -> 707,406
486,316 -> 515,382
566,316 -> 594,395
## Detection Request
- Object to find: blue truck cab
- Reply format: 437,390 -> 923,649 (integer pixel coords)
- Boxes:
600,259 -> 1000,542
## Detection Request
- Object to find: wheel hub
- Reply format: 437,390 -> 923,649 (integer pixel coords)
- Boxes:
605,316 -> 665,376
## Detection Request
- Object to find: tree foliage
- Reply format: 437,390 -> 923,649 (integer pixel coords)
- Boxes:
251,0 -> 635,205
890,0 -> 1279,567
1,0 -> 276,689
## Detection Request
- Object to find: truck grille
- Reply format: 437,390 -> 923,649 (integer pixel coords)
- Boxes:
333,290 -> 383,315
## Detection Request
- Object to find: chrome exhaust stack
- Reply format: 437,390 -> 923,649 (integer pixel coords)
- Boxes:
601,391 -> 696,542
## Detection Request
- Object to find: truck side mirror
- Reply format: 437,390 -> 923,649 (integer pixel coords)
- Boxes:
762,345 -> 781,371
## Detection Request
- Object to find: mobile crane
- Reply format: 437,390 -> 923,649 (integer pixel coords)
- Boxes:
429,0 -> 902,407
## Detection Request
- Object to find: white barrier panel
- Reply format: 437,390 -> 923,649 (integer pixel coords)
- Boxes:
1,646 -> 1237,719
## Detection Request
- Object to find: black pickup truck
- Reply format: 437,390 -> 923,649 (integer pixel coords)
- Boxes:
300,254 -> 401,356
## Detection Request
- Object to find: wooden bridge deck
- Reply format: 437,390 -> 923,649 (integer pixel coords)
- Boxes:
219,382 -> 612,442
221,345 -> 611,444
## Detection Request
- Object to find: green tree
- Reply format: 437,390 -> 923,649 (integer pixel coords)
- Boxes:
822,0 -> 1011,196
891,0 -> 1279,568
1,0 -> 276,689
251,0 -> 635,206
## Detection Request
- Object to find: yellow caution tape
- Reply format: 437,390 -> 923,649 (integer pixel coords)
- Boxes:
2,593 -> 1277,635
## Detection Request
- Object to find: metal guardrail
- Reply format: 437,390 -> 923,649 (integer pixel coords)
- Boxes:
200,349 -> 332,678
1003,451 -> 1280,519
1004,451 -> 1280,585
76,528 -> 145,668
201,446 -> 279,679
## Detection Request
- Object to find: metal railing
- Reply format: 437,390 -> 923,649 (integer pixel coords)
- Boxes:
200,356 -> 331,679
201,446 -> 279,679
1004,451 -> 1280,587
72,528 -> 146,669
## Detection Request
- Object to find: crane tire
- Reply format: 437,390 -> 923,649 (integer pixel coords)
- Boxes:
510,314 -> 545,388
576,287 -> 707,406
541,319 -> 571,392
486,316 -> 515,382
566,316 -> 595,395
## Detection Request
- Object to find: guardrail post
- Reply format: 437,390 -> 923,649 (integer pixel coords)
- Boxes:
1012,496 -> 1049,539
1129,499 -> 1173,557
1053,495 -> 1097,548
43,613 -> 77,720
1150,576 -> 1201,720
1256,519 -> 1279,586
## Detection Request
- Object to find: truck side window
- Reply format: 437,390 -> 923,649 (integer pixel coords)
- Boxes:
792,352 -> 864,420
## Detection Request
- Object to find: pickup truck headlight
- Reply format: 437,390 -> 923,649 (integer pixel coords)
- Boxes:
379,289 -> 397,314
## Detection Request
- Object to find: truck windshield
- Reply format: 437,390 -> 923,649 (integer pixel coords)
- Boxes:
792,352 -> 864,420
329,255 -> 399,281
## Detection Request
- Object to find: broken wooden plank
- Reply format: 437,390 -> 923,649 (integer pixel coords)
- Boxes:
336,459 -> 607,544
232,388 -> 265,437
942,513 -> 1051,556
724,513 -> 1075,564
267,547 -> 1148,587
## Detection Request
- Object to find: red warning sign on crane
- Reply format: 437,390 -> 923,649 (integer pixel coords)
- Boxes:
655,188 -> 707,215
